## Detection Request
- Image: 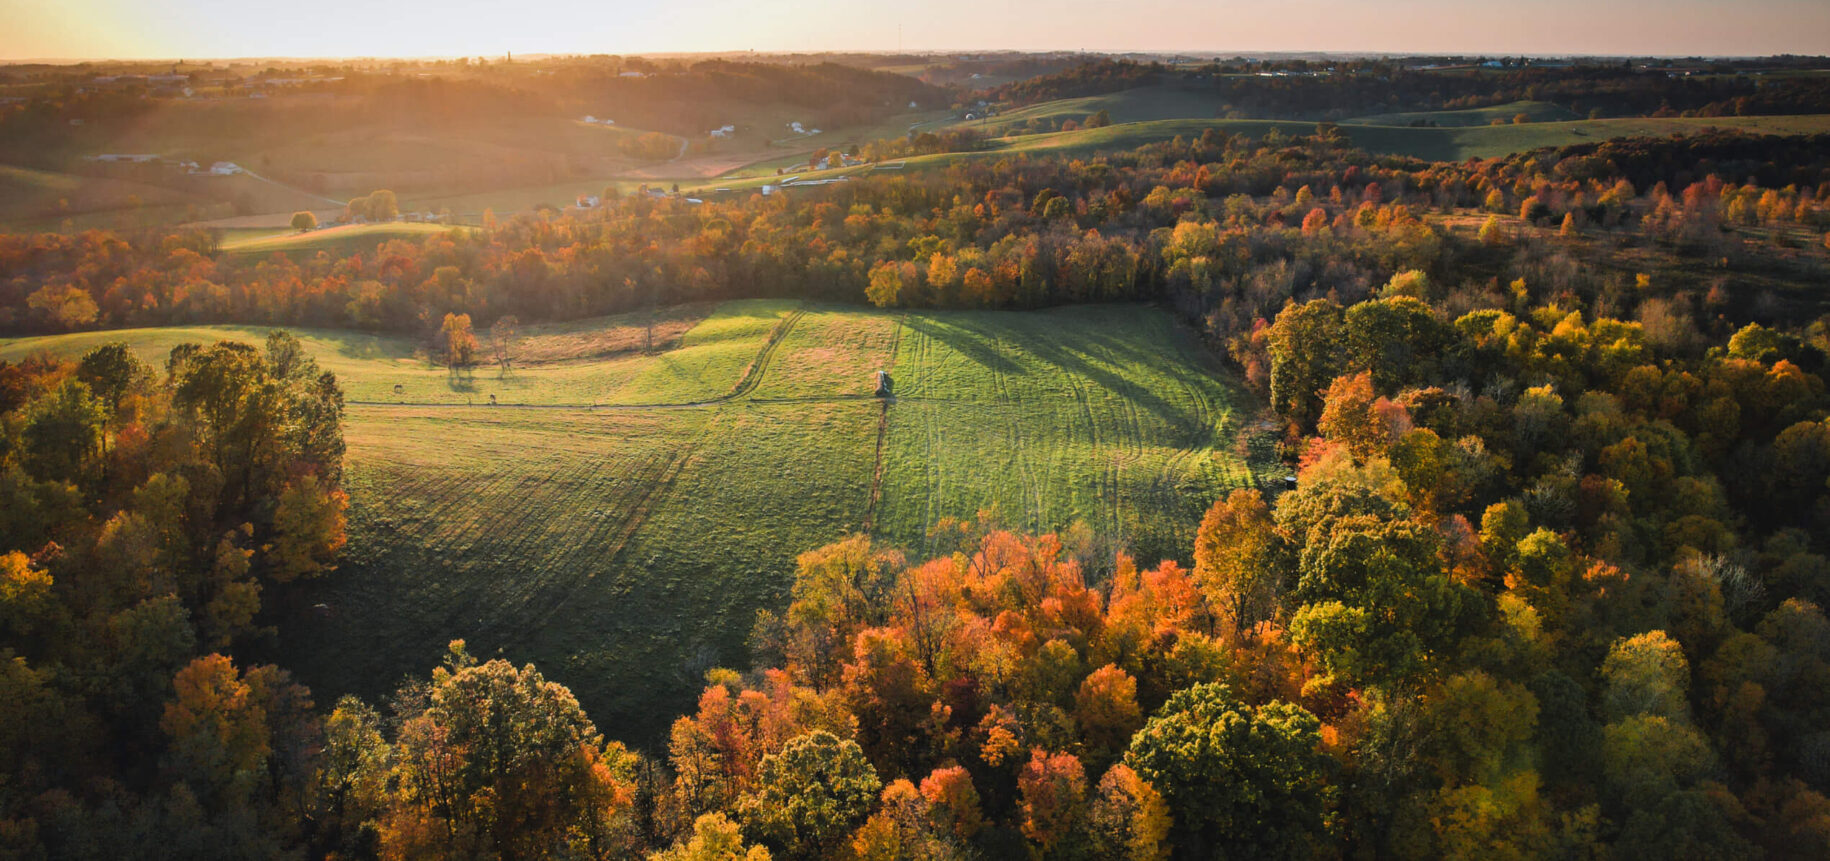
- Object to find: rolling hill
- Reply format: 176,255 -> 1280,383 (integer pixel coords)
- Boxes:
691,110 -> 1830,195
1,301 -> 1270,742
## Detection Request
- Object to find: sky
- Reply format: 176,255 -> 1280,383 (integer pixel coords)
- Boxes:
2,0 -> 1828,61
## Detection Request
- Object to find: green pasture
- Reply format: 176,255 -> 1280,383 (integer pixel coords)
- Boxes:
2,301 -> 1269,743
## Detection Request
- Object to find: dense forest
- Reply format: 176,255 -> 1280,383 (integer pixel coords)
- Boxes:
4,128 -> 1828,341
988,58 -> 1830,120
5,90 -> 1830,856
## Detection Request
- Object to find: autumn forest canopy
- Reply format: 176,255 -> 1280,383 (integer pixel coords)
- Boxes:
4,45 -> 1830,860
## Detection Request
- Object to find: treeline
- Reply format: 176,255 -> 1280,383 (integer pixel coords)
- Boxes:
987,58 -> 1830,121
538,59 -> 944,137
5,128 -> 1829,351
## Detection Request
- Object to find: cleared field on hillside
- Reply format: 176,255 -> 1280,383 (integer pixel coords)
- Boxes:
1343,100 -> 1582,127
696,111 -> 1830,194
220,222 -> 468,255
878,307 -> 1258,561
1,302 -> 1268,743
0,300 -> 792,406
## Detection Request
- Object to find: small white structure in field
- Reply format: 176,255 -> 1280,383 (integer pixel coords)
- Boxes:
709,124 -> 736,138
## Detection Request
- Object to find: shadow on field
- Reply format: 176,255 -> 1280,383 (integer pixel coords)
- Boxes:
899,316 -> 1025,377
905,308 -> 1207,436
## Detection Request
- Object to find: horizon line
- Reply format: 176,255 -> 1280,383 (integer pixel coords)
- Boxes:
4,48 -> 1827,65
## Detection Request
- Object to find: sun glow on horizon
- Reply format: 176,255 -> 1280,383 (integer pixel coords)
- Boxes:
3,0 -> 1828,61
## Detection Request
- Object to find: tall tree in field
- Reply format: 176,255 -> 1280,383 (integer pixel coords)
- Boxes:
489,315 -> 520,375
439,313 -> 478,369
290,211 -> 317,232
367,189 -> 399,221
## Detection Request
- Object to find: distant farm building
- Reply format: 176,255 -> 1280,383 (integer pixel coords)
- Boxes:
874,371 -> 892,397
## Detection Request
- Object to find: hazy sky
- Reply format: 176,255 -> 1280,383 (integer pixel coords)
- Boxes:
3,0 -> 1827,60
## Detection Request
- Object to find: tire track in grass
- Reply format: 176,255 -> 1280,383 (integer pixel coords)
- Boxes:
861,312 -> 905,535
519,419 -> 714,632
861,399 -> 890,532
720,308 -> 807,401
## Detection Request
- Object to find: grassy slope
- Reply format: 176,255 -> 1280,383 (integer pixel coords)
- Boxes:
878,306 -> 1263,563
0,300 -> 793,406
220,222 -> 467,255
1342,100 -> 1582,127
692,112 -> 1830,194
0,163 -> 215,231
2,302 -> 1265,744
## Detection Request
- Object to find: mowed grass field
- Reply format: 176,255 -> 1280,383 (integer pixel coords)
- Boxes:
219,222 -> 467,256
1,302 -> 1269,743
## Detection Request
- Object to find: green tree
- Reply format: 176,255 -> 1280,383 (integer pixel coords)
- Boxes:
75,342 -> 149,415
1343,295 -> 1443,393
739,730 -> 880,858
1265,298 -> 1346,433
290,211 -> 318,232
383,645 -> 635,860
653,812 -> 773,861
22,380 -> 106,486
1125,682 -> 1330,858
1601,631 -> 1691,723
1280,484 -> 1470,686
